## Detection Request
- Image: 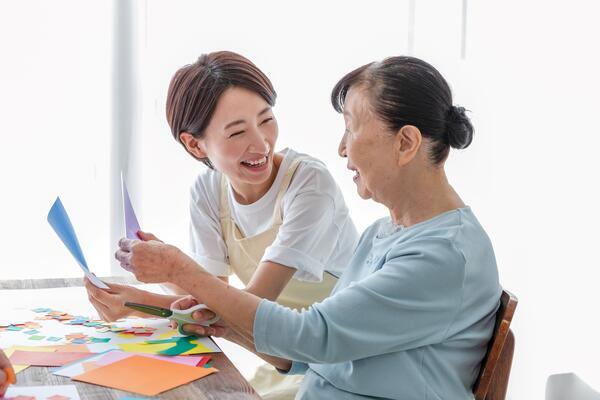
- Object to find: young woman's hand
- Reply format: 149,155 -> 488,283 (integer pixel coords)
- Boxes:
170,295 -> 229,337
85,279 -> 154,321
0,349 -> 15,396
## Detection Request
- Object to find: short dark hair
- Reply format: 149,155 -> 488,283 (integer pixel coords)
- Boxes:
166,51 -> 277,168
331,56 -> 473,165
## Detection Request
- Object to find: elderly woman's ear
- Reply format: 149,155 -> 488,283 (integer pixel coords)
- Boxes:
394,125 -> 422,166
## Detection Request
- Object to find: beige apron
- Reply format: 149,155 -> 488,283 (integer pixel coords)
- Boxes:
219,158 -> 338,399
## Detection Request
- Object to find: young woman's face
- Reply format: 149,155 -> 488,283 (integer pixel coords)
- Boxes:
338,87 -> 398,202
199,86 -> 278,187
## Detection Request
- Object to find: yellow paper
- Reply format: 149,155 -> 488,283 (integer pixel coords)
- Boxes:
117,339 -> 213,355
157,329 -> 178,340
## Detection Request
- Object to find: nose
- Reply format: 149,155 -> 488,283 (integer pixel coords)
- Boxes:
338,131 -> 348,158
248,126 -> 270,154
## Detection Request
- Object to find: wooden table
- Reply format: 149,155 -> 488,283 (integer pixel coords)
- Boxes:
0,277 -> 261,399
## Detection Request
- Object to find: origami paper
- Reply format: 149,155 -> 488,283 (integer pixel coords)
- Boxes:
9,350 -> 92,367
47,197 -> 109,289
72,355 -> 217,396
121,173 -> 141,240
4,385 -> 80,399
53,349 -> 208,379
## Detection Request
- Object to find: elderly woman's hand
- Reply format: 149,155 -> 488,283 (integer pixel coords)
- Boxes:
170,295 -> 229,337
0,349 -> 16,396
115,235 -> 193,284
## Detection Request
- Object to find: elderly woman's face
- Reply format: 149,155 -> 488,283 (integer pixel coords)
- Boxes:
338,87 -> 398,202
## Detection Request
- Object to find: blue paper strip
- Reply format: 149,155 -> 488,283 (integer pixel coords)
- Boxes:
47,196 -> 89,271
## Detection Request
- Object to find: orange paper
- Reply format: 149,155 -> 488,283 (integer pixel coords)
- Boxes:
72,355 -> 217,396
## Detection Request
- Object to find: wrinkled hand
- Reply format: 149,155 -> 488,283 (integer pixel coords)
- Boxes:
85,278 -> 149,322
170,296 -> 229,337
0,349 -> 15,396
115,234 -> 190,283
137,230 -> 163,243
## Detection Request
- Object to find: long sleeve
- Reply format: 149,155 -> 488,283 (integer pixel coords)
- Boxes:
254,237 -> 466,364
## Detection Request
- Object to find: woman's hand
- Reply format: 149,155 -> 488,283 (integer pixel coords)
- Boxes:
170,296 -> 229,337
85,279 -> 152,321
0,349 -> 15,396
115,236 -> 191,283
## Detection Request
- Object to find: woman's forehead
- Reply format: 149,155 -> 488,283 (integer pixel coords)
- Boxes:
344,86 -> 373,124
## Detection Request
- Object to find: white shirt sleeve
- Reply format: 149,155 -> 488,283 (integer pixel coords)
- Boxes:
261,162 -> 341,282
189,176 -> 231,277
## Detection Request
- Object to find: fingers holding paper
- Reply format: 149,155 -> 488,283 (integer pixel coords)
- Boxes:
85,279 -> 146,321
116,237 -> 192,283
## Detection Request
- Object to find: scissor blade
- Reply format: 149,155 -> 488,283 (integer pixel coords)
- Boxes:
124,302 -> 173,318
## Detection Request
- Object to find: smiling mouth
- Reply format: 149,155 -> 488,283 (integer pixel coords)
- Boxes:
241,154 -> 268,168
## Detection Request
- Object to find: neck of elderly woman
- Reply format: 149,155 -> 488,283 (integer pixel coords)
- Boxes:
387,160 -> 464,227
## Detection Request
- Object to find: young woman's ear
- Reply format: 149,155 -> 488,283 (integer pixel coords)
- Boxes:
179,132 -> 208,159
394,125 -> 422,166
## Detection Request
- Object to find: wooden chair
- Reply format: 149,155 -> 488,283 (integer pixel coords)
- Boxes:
473,289 -> 518,400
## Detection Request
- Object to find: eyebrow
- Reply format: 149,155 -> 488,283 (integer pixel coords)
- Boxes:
224,107 -> 272,130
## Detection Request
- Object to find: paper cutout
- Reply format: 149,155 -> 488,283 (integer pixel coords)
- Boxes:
9,350 -> 92,367
118,335 -> 215,356
53,349 -> 208,379
121,173 -> 141,239
1,309 -> 221,355
73,355 -> 217,396
47,197 -> 109,289
4,385 -> 80,400
2,346 -> 56,374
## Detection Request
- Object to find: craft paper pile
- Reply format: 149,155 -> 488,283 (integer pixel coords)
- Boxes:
54,349 -> 212,378
1,309 -> 221,356
72,355 -> 217,396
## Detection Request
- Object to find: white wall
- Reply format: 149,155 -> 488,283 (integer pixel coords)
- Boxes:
1,1 -> 599,398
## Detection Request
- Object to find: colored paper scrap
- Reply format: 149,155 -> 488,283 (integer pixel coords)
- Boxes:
4,384 -> 81,399
47,196 -> 109,289
9,350 -> 93,367
118,335 -> 216,356
121,172 -> 141,239
73,355 -> 217,396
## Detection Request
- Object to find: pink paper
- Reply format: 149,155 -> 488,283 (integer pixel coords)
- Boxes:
97,350 -> 204,367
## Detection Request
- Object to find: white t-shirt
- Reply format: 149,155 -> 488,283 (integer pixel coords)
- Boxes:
189,148 -> 359,282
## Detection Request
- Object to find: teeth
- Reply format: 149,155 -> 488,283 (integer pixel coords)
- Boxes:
242,156 -> 267,166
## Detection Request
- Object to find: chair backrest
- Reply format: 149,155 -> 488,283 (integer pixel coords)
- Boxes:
473,289 -> 518,400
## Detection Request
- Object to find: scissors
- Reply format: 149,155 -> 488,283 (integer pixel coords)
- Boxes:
124,302 -> 220,335
1,366 -> 16,394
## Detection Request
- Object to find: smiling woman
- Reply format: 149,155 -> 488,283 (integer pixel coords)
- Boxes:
85,50 -> 359,400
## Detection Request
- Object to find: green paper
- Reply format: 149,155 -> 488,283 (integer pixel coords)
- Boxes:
158,336 -> 196,356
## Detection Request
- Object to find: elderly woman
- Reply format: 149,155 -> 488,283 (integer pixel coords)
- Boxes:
117,56 -> 501,399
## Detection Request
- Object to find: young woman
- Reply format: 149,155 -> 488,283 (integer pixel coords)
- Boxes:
85,51 -> 359,399
117,55 -> 502,399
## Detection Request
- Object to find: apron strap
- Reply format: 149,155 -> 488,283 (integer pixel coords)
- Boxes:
219,173 -> 231,220
271,157 -> 307,225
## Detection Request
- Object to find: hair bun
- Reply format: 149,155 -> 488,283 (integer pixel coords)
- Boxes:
446,105 -> 474,149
